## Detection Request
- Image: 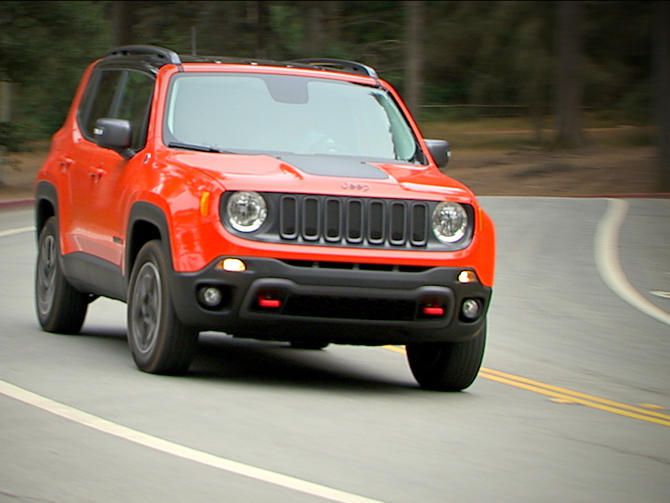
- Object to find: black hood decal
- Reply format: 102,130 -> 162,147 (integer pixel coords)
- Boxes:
277,154 -> 389,180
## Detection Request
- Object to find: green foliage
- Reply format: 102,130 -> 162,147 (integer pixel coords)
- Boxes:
0,1 -> 109,141
0,0 -> 655,150
0,122 -> 30,151
581,1 -> 652,122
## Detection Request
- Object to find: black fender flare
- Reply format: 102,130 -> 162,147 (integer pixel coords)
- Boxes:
125,201 -> 174,285
34,181 -> 59,241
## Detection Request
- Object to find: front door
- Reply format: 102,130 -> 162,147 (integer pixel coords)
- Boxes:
72,68 -> 155,269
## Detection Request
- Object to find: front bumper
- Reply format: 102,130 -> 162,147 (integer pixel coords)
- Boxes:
169,257 -> 492,345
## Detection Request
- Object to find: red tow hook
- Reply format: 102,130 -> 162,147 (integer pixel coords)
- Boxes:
258,295 -> 282,309
421,305 -> 445,317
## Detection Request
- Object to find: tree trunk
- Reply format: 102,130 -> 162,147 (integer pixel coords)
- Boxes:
209,1 -> 234,55
524,18 -> 547,145
404,1 -> 424,117
324,1 -> 342,48
303,2 -> 324,55
112,1 -> 135,46
256,1 -> 269,58
554,1 -> 583,147
653,1 -> 670,191
0,82 -> 10,185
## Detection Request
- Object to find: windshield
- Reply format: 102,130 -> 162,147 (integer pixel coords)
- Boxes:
164,73 -> 419,162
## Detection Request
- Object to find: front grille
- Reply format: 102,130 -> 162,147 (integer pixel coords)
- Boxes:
279,195 -> 430,248
220,192 -> 474,251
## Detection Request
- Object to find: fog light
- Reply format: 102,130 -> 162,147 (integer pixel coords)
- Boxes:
199,286 -> 222,307
461,299 -> 481,320
216,258 -> 246,272
458,270 -> 478,283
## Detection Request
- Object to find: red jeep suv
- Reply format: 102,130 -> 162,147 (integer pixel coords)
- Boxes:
34,45 -> 495,390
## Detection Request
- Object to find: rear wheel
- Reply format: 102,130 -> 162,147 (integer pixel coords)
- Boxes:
35,217 -> 88,333
127,241 -> 198,374
406,321 -> 486,391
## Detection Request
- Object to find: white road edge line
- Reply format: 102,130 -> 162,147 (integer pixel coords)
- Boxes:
594,199 -> 670,326
0,379 -> 382,503
0,226 -> 35,238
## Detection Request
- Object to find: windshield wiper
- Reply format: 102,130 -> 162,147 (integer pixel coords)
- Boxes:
167,142 -> 232,153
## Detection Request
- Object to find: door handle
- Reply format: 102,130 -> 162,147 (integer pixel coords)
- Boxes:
59,157 -> 73,172
88,167 -> 105,182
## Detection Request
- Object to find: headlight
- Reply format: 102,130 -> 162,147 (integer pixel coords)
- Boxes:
432,202 -> 468,243
226,191 -> 267,232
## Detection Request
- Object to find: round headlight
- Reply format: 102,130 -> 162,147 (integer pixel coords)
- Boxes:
432,202 -> 468,243
226,192 -> 267,232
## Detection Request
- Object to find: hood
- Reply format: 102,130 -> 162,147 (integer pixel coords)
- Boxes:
162,150 -> 474,202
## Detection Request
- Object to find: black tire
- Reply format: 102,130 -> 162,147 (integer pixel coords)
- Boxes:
406,321 -> 487,391
127,241 -> 198,374
289,341 -> 330,350
35,217 -> 88,334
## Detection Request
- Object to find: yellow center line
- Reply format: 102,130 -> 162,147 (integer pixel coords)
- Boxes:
480,371 -> 670,427
481,367 -> 670,421
382,346 -> 670,428
383,345 -> 407,355
639,403 -> 666,410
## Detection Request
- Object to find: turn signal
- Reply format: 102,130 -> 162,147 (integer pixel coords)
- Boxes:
199,191 -> 211,217
457,270 -> 478,283
216,258 -> 247,272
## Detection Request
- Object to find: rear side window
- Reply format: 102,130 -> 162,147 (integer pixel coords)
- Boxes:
79,68 -> 154,151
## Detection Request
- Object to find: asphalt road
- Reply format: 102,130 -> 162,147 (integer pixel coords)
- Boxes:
0,198 -> 668,503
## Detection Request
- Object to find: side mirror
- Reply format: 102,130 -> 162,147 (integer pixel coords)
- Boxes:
424,139 -> 450,168
93,118 -> 133,159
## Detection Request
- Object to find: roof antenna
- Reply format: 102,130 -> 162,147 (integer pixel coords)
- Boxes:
191,26 -> 197,56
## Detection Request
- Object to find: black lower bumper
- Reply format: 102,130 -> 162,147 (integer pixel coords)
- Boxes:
169,257 -> 492,345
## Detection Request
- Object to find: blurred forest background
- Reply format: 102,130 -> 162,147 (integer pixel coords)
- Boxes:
0,0 -> 669,193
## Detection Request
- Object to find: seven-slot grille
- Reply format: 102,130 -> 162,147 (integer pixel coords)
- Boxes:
279,195 -> 430,248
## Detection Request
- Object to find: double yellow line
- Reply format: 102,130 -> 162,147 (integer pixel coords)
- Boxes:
384,346 -> 670,428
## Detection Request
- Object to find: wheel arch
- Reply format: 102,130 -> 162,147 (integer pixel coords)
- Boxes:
34,181 -> 58,242
126,202 -> 173,285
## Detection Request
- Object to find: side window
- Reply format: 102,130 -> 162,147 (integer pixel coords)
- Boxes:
82,70 -> 123,137
79,68 -> 154,151
116,71 -> 154,150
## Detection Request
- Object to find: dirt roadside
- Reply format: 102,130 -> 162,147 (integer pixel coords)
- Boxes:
0,142 -> 665,201
448,145 -> 663,197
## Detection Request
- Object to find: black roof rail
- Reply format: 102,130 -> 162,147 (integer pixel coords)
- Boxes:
104,45 -> 181,65
291,58 -> 378,78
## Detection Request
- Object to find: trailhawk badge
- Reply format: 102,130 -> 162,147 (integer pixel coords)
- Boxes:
341,182 -> 370,192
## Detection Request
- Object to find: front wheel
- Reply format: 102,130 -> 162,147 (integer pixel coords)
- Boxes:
127,241 -> 198,374
406,321 -> 487,391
